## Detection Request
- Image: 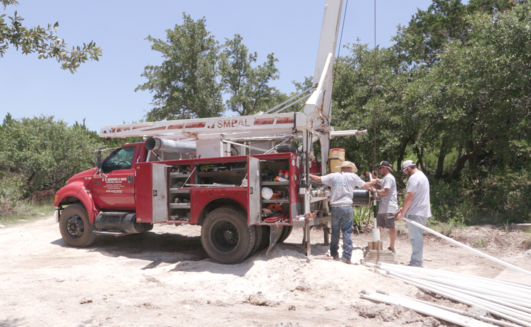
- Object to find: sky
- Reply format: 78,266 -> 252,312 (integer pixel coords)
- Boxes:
1,0 -> 443,132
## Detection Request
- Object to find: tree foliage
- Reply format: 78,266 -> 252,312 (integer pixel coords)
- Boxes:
332,0 -> 531,223
0,0 -> 101,73
136,14 -> 283,120
0,114 -> 102,195
394,0 -> 469,66
136,14 -> 224,120
220,34 -> 280,115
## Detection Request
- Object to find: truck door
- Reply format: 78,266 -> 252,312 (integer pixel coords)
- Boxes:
248,157 -> 261,225
152,164 -> 170,223
92,145 -> 138,211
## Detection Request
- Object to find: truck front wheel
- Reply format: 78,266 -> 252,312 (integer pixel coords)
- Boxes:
201,207 -> 256,264
59,204 -> 95,247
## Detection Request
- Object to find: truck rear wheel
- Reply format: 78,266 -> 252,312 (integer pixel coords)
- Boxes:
201,207 -> 256,264
278,226 -> 293,243
257,226 -> 270,251
59,204 -> 95,247
248,225 -> 263,257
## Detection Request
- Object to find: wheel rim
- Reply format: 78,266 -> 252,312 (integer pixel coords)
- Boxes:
66,215 -> 85,238
210,220 -> 239,252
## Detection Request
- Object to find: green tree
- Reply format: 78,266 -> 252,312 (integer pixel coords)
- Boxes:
0,114 -> 102,194
220,34 -> 280,116
392,0 -> 521,67
1,0 -> 101,73
331,42 -> 426,172
466,0 -> 522,14
393,0 -> 469,66
430,1 -> 531,180
136,14 -> 224,120
389,0 -> 528,179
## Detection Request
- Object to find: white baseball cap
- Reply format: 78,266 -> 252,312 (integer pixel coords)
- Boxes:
401,160 -> 416,170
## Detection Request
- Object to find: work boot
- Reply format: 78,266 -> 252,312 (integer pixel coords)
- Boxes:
340,258 -> 351,265
332,255 -> 340,261
407,263 -> 423,268
388,247 -> 396,254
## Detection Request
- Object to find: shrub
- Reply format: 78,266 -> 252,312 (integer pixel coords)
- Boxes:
0,172 -> 25,215
429,169 -> 531,225
353,206 -> 373,233
473,237 -> 486,248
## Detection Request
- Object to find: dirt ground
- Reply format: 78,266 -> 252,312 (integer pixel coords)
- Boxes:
1,217 -> 530,327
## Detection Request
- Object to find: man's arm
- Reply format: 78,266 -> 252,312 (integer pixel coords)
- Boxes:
397,192 -> 414,220
369,187 -> 390,196
309,174 -> 322,183
364,179 -> 379,189
369,176 -> 389,195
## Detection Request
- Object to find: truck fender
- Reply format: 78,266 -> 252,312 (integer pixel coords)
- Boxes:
54,182 -> 99,223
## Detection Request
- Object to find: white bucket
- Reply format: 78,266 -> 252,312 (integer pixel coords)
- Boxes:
372,228 -> 381,242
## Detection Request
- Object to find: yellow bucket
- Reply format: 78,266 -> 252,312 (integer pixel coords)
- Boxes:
329,148 -> 345,160
328,158 -> 344,173
328,148 -> 345,173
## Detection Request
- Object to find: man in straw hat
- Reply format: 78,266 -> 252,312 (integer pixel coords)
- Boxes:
368,160 -> 398,254
309,161 -> 378,264
396,160 -> 431,267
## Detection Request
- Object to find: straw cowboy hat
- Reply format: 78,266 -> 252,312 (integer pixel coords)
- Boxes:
336,161 -> 358,173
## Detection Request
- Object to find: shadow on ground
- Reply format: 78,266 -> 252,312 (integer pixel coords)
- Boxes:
0,317 -> 24,327
52,231 -> 208,268
50,228 -> 331,276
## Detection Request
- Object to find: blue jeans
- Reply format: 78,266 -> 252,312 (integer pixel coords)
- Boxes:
407,215 -> 429,267
330,206 -> 353,261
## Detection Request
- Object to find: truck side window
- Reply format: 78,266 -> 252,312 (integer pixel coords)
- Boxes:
102,147 -> 136,173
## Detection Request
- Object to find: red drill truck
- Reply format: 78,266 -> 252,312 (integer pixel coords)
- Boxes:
53,0 -> 371,264
54,142 -> 315,263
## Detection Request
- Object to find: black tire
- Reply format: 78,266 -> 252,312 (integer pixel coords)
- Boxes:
59,204 -> 95,247
134,222 -> 153,233
144,223 -> 154,231
278,225 -> 293,243
201,207 -> 256,264
234,208 -> 261,258
258,225 -> 270,251
248,225 -> 263,257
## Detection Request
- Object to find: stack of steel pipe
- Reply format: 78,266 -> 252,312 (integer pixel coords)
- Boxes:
362,262 -> 531,327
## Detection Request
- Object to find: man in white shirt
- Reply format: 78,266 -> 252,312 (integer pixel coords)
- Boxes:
368,161 -> 398,253
396,160 -> 432,267
309,161 -> 377,264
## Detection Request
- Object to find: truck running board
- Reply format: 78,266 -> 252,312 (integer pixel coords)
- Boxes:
92,231 -> 125,236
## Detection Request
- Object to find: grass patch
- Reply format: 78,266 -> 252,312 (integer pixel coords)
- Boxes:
0,201 -> 54,227
395,222 -> 408,237
427,219 -> 468,236
473,237 -> 487,248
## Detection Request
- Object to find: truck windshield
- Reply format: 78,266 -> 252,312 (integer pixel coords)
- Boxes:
102,146 -> 136,173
